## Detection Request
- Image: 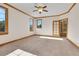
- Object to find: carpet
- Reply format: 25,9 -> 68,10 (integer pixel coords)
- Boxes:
6,49 -> 36,56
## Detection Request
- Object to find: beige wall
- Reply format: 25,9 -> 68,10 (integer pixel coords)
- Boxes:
0,3 -> 79,47
34,3 -> 79,47
0,4 -> 34,45
35,14 -> 68,36
67,4 -> 79,47
35,17 -> 53,36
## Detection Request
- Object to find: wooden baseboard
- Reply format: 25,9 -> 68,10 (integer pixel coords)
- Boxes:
35,34 -> 79,48
67,38 -> 79,48
0,34 -> 35,46
0,34 -> 78,48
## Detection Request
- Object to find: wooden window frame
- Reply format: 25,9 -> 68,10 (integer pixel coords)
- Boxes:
0,6 -> 8,35
36,19 -> 42,28
29,19 -> 34,31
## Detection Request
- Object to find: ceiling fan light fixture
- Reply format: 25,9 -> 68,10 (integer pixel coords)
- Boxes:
33,3 -> 48,14
38,8 -> 43,12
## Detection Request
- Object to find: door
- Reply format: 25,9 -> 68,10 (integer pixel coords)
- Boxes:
53,20 -> 60,37
59,18 -> 68,37
53,18 -> 68,37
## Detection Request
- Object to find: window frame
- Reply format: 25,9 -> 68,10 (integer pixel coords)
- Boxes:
0,6 -> 8,35
29,18 -> 34,31
36,19 -> 42,28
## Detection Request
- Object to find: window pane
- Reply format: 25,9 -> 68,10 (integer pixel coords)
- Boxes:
0,7 -> 5,32
0,13 -> 5,19
29,19 -> 33,31
0,7 -> 5,14
37,19 -> 42,28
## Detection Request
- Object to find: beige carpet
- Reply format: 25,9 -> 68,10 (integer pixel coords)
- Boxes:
0,35 -> 79,56
6,49 -> 36,56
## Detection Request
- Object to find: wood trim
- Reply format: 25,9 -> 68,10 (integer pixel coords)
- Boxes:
0,32 -> 8,35
29,19 -> 34,31
66,18 -> 68,37
67,3 -> 76,12
67,38 -> 79,48
58,20 -> 60,37
0,33 -> 78,48
3,3 -> 76,19
36,19 -> 42,28
32,19 -> 34,31
53,20 -> 60,37
0,34 -> 35,46
52,18 -> 54,36
4,3 -> 35,19
35,34 -> 79,48
34,3 -> 76,18
53,20 -> 58,37
5,7 -> 8,33
0,6 -> 8,35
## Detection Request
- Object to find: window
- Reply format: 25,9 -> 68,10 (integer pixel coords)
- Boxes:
36,19 -> 42,28
29,19 -> 34,31
0,6 -> 8,35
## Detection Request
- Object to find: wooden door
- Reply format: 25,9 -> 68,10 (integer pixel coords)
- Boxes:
53,20 -> 60,37
59,18 -> 68,37
53,18 -> 68,37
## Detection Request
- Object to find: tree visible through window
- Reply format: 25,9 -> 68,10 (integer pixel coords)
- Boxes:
37,19 -> 42,28
0,6 -> 8,35
29,19 -> 33,31
0,7 -> 5,32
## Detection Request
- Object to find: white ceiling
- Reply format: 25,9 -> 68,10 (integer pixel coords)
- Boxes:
9,3 -> 73,17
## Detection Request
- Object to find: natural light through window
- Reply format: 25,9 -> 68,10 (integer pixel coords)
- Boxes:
0,6 -> 8,35
37,19 -> 42,28
40,36 -> 63,40
0,7 -> 5,32
29,19 -> 33,31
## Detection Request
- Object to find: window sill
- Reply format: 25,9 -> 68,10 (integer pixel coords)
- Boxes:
0,32 -> 8,35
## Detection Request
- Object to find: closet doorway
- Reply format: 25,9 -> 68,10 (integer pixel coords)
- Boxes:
53,18 -> 68,37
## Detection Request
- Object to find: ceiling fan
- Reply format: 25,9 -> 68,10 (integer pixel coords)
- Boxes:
33,4 -> 48,14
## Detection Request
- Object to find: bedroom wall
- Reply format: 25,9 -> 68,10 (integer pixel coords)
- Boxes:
55,4 -> 79,47
67,4 -> 79,47
0,3 -> 79,47
35,14 -> 68,36
0,4 -> 35,45
35,17 -> 53,36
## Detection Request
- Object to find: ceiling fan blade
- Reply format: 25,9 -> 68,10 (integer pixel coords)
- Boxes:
35,6 -> 39,8
43,6 -> 47,8
43,10 -> 48,12
33,10 -> 37,12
